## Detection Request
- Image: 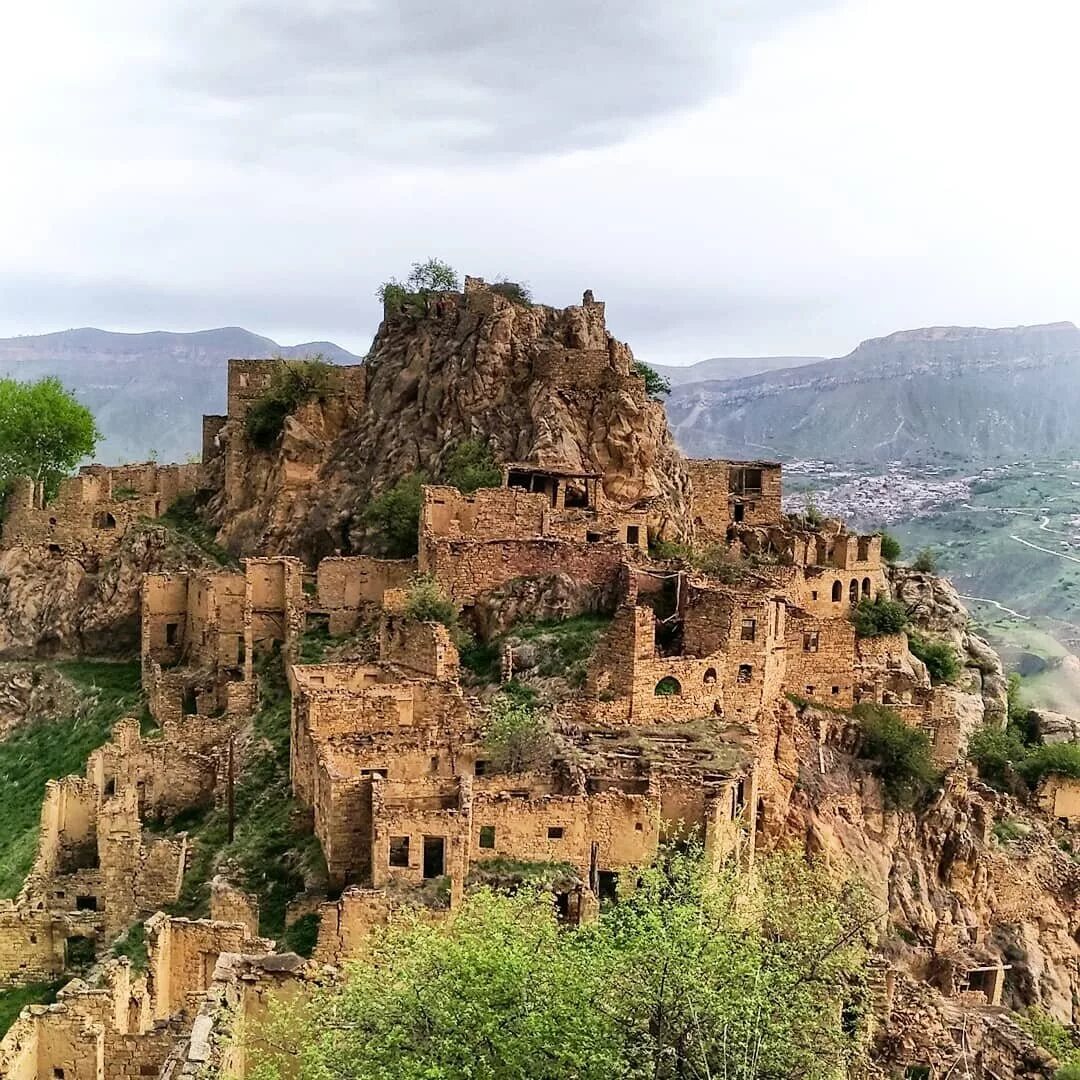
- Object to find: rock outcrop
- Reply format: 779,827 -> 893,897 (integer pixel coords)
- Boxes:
207,280 -> 692,560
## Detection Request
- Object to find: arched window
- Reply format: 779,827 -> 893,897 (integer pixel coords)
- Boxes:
703,667 -> 718,685
654,676 -> 682,697
862,577 -> 871,599
831,580 -> 843,603
93,511 -> 117,530
849,579 -> 859,605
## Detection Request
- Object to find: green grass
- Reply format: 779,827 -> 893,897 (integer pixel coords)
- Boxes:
279,912 -> 321,957
0,981 -> 63,1037
111,921 -> 148,971
168,658 -> 326,937
0,661 -> 142,897
158,494 -> 237,566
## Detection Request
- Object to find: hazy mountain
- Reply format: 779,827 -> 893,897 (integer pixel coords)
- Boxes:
649,354 -> 825,385
666,322 -> 1080,465
0,328 -> 361,464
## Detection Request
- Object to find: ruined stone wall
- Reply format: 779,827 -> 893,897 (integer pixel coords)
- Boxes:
1038,775 -> 1080,821
379,615 -> 459,681
423,536 -> 626,606
314,887 -> 405,964
315,555 -> 415,633
0,905 -> 78,984
685,459 -> 783,542
784,610 -> 857,709
210,877 -> 260,938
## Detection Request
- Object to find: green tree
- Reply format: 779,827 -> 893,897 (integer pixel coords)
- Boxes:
967,724 -> 1029,790
244,358 -> 333,449
908,633 -> 961,683
361,473 -> 426,557
442,438 -> 501,493
0,377 -> 99,500
244,850 -> 875,1080
854,703 -> 938,806
804,493 -> 825,527
912,548 -> 938,573
1019,742 -> 1080,785
378,258 -> 460,315
404,574 -> 460,630
851,596 -> 909,637
878,531 -> 902,562
633,360 -> 671,401
482,694 -> 555,773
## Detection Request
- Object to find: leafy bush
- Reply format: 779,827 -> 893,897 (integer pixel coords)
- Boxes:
912,548 -> 938,573
1014,1008 -> 1080,1076
851,596 -> 909,637
378,258 -> 460,315
483,694 -> 556,773
242,849 -> 875,1080
908,633 -> 961,683
404,575 -> 460,631
854,703 -> 938,807
442,438 -> 501,493
803,495 -> 825,527
878,532 -> 902,562
1020,742 -> 1080,785
244,358 -> 333,449
111,921 -> 148,971
490,279 -> 533,305
279,912 -> 321,958
632,361 -> 671,401
992,817 -> 1029,844
967,724 -> 1029,789
361,473 -> 426,557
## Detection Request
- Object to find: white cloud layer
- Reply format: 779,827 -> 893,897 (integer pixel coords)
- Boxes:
2,0 -> 1080,362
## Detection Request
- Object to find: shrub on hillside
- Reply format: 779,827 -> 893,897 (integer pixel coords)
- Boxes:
851,596 -> 909,637
1019,742 -> 1080,786
967,724 -> 1029,790
803,495 -> 825,527
404,575 -> 460,631
908,633 -> 961,683
483,694 -> 556,774
854,703 -> 938,807
490,279 -> 533,305
361,473 -> 426,557
442,438 -> 501,493
912,548 -> 938,573
378,258 -> 460,316
244,358 -> 333,449
632,361 -> 670,401
878,532 -> 902,562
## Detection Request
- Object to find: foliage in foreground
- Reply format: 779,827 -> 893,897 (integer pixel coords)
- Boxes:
907,633 -> 961,684
0,981 -> 63,1038
378,258 -> 461,316
244,849 -> 875,1080
1013,1007 -> 1080,1077
854,703 -> 939,807
482,694 -> 556,773
0,662 -> 142,897
0,376 -> 99,502
878,531 -> 902,562
633,360 -> 671,401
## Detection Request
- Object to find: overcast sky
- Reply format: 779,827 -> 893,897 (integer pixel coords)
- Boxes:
3,0 -> 1080,364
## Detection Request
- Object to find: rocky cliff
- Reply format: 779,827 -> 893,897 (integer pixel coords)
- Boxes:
208,281 -> 693,559
667,321 -> 1080,464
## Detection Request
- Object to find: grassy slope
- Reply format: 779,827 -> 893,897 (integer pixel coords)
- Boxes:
0,661 -> 142,897
0,981 -> 63,1037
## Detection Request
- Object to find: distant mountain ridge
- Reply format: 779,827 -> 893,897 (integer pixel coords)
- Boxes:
666,321 -> 1080,464
0,327 -> 361,464
648,354 -> 825,385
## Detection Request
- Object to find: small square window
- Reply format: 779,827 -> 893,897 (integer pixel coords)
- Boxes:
740,618 -> 756,642
634,822 -> 643,831
831,686 -> 840,695
586,531 -> 602,543
802,631 -> 819,653
474,760 -> 489,777
811,590 -> 818,601
547,826 -> 564,840
389,836 -> 410,867
737,664 -> 752,684
479,825 -> 496,849
54,1069 -> 65,1080
626,525 -> 641,545
806,685 -> 815,695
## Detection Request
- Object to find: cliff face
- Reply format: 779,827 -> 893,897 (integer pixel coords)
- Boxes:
0,527 -> 215,658
208,283 -> 693,559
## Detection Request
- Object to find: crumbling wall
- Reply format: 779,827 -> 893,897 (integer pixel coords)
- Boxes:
784,609 -> 857,709
378,615 -> 459,681
315,555 -> 415,633
685,459 -> 783,541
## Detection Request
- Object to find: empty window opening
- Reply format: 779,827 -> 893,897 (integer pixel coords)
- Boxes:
547,826 -> 564,839
238,372 -> 250,388
430,755 -> 440,773
48,543 -> 61,556
831,580 -> 843,603
811,589 -> 818,601
733,502 -> 746,523
423,836 -> 446,879
49,517 -> 57,526
654,676 -> 682,696
849,579 -> 859,605
703,667 -> 717,685
625,525 -> 641,546
731,467 -> 763,495
740,618 -> 756,641
598,870 -> 619,904
474,759 -> 489,777
65,936 -> 95,967
832,686 -> 841,695
54,1070 -> 65,1080
555,891 -> 572,924
565,483 -> 589,509
737,664 -> 752,684
803,631 -> 820,653
182,688 -> 198,716
634,821 -> 643,831
479,825 -> 496,849
904,1068 -> 932,1080
75,895 -> 98,912
103,778 -> 116,797
862,576 -> 871,599
806,685 -> 815,696
586,530 -> 602,543
857,536 -> 871,560
388,836 -> 410,868
93,511 -> 117,530
165,622 -> 179,646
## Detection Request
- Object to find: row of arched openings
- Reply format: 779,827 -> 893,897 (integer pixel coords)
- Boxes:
832,578 -> 871,604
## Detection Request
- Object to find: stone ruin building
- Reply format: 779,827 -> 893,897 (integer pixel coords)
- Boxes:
0,277 -> 1074,1079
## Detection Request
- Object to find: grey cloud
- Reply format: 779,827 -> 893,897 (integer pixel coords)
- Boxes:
162,0 -> 834,159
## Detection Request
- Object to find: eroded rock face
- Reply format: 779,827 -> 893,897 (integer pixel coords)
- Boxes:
891,566 -> 1009,730
208,286 -> 692,560
0,527 -> 215,658
0,663 -> 81,737
758,703 -> 1080,1025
